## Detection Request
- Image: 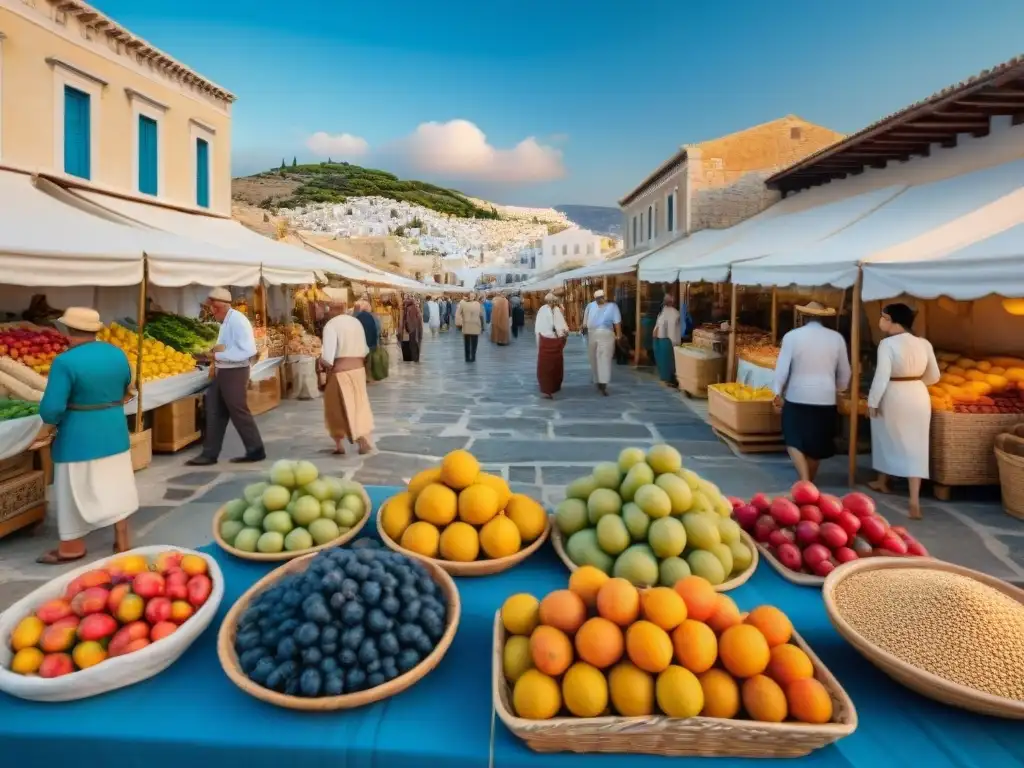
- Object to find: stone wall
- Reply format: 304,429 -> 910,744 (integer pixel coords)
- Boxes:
690,170 -> 781,230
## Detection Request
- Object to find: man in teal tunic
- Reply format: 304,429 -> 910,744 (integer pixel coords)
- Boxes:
37,308 -> 139,564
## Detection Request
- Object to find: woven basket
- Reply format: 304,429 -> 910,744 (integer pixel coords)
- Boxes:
930,411 -> 1023,487
493,613 -> 857,756
376,497 -> 551,576
550,518 -> 759,593
823,557 -> 1024,720
995,432 -> 1024,520
212,487 -> 371,562
217,550 -> 460,710
755,542 -> 827,588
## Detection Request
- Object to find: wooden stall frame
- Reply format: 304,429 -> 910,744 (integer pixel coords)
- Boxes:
726,282 -> 739,382
847,273 -> 863,487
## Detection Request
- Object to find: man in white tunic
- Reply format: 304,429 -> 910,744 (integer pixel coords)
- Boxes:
535,292 -> 569,398
425,296 -> 441,337
867,302 -> 941,520
320,295 -> 375,455
772,302 -> 851,484
583,290 -> 622,395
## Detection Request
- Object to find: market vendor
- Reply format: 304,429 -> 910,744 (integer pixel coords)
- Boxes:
583,289 -> 622,395
653,294 -> 682,387
186,288 -> 265,466
37,308 -> 139,564
320,294 -> 375,455
772,302 -> 851,484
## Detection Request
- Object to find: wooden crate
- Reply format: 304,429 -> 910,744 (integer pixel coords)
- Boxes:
711,417 -> 786,454
708,387 -> 782,435
674,345 -> 725,398
0,470 -> 46,541
247,369 -> 282,416
130,429 -> 153,472
152,395 -> 202,454
0,451 -> 32,483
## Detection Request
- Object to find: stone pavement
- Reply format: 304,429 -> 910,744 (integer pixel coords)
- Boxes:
2,327 -> 1022,608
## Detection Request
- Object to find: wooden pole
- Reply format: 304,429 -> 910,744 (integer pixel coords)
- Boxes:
848,272 -> 863,487
603,275 -> 608,295
727,282 -> 738,381
634,276 -> 642,366
134,260 -> 149,433
770,287 -> 778,344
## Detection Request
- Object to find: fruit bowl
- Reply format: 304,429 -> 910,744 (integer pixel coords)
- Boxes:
823,557 -> 1024,720
0,546 -> 224,702
217,549 -> 461,710
212,486 -> 372,562
376,499 -> 551,576
550,519 -> 759,593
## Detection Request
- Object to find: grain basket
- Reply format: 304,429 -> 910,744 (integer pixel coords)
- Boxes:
217,551 -> 460,710
376,497 -> 550,576
823,557 -> 1024,720
492,613 -> 857,757
994,431 -> 1024,521
0,546 -> 224,702
550,517 -> 758,592
212,487 -> 371,562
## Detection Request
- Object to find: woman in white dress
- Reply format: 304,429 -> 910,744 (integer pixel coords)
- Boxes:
866,303 -> 941,520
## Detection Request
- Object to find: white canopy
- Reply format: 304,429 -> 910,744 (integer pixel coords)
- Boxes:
576,251 -> 646,278
638,229 -> 742,283
732,159 -> 1024,290
675,185 -> 907,285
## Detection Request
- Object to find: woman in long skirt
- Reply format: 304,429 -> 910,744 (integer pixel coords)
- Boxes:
867,303 -> 941,520
398,296 -> 422,362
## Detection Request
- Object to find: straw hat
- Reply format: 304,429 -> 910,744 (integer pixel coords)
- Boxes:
58,307 -> 103,333
322,287 -> 347,305
208,287 -> 232,304
795,301 -> 836,317
544,292 -> 557,303
594,289 -> 606,299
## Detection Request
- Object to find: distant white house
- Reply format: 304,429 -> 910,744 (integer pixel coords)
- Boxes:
538,228 -> 603,273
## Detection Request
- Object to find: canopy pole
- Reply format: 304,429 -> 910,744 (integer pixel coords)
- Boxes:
134,260 -> 149,433
770,287 -> 778,344
603,275 -> 608,295
727,282 -> 738,382
634,277 -> 642,366
848,272 -> 863,487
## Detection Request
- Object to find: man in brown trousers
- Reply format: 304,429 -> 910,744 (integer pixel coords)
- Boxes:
187,288 -> 266,465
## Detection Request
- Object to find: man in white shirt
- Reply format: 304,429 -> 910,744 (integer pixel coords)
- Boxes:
772,302 -> 851,483
187,288 -> 265,466
535,292 -> 569,399
320,293 -> 375,455
582,289 -> 622,395
652,294 -> 682,387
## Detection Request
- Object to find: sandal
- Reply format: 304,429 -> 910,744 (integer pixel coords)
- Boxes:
36,550 -> 86,565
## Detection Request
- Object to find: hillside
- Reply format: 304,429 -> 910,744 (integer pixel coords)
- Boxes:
232,162 -> 499,219
555,205 -> 621,236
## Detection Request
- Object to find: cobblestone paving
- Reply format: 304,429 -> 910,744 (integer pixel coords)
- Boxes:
2,327 -> 1022,608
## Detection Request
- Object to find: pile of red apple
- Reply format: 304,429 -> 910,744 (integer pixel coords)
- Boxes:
7,550 -> 213,679
0,326 -> 70,375
730,482 -> 928,579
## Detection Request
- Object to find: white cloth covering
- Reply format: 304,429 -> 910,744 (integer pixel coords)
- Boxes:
588,328 -> 615,385
55,451 -> 139,541
535,305 -> 568,339
0,416 -> 43,462
772,321 -> 851,406
654,307 -> 682,346
321,314 -> 369,366
868,333 -> 941,478
123,371 -> 208,416
425,301 -> 441,329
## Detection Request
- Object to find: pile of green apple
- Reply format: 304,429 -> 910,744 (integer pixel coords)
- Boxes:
219,460 -> 367,555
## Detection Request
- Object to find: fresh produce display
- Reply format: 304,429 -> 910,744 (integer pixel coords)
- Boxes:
284,323 -> 322,357
930,352 -> 1024,413
0,357 -> 47,402
0,325 -> 70,376
709,383 -> 775,402
554,445 -> 754,587
832,567 -> 1024,701
6,551 -> 214,678
0,399 -> 39,421
732,483 -> 927,578
502,572 -> 838,725
737,342 -> 780,369
143,313 -> 219,355
231,545 -> 450,697
96,323 -> 198,382
219,461 -> 367,555
380,449 -> 548,563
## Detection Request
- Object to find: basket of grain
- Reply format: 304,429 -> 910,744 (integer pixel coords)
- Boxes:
823,557 -> 1024,719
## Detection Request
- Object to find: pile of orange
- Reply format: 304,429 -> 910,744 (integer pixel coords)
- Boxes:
501,568 -> 835,724
380,449 -> 548,562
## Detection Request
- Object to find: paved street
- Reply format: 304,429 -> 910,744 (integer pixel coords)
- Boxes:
2,326 -> 1023,608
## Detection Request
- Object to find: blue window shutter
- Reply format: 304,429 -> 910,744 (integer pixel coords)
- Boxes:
667,194 -> 674,232
138,115 -> 158,195
63,86 -> 91,179
196,138 -> 210,207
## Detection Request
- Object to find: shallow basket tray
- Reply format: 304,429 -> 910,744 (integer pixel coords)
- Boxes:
550,517 -> 758,593
212,488 -> 371,562
823,556 -> 1024,720
376,498 -> 551,576
218,550 -> 461,710
0,545 -> 224,702
492,612 -> 857,757
755,541 -> 826,587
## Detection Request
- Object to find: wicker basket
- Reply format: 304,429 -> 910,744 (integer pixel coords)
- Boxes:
376,497 -> 551,576
217,551 -> 460,710
930,410 -> 1023,487
212,488 -> 371,562
995,432 -> 1024,520
493,613 -> 857,756
823,557 -> 1024,720
129,428 -> 152,472
550,518 -> 759,593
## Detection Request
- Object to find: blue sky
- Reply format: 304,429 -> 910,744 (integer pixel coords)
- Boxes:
97,0 -> 1024,207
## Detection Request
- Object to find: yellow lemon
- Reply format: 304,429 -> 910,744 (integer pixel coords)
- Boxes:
501,593 -> 541,636
381,492 -> 414,542
439,521 -> 480,562
656,665 -> 704,718
414,483 -> 458,527
440,449 -> 480,490
476,473 -> 512,510
512,669 -> 562,720
503,636 -> 534,683
608,661 -> 655,716
479,515 -> 521,559
504,494 -> 547,542
408,467 -> 443,499
458,483 -> 500,526
562,662 -> 609,718
400,521 -> 440,558
11,647 -> 44,675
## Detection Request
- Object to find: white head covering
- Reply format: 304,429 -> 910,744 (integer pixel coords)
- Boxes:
544,292 -> 557,303
594,289 -> 606,299
208,287 -> 232,304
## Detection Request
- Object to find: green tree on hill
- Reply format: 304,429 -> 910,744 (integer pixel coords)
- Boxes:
292,157 -> 297,167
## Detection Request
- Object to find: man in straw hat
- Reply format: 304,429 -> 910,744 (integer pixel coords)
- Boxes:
535,292 -> 569,398
37,308 -> 139,563
582,288 -> 622,395
772,301 -> 851,484
187,288 -> 265,466
319,291 -> 375,454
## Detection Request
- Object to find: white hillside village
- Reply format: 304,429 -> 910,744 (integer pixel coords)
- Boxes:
284,196 -> 620,288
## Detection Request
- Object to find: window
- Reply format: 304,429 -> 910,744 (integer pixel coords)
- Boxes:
653,204 -> 658,239
647,205 -> 653,240
195,137 -> 210,208
586,244 -> 594,255
137,116 -> 158,195
562,245 -> 567,255
63,86 -> 91,179
667,192 -> 675,232
640,212 -> 644,241
574,244 -> 580,255
632,216 -> 638,246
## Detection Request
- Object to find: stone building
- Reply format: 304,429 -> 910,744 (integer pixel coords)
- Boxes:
619,116 -> 843,255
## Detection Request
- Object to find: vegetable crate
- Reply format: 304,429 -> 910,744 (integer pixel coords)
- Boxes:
708,387 -> 782,435
247,369 -> 282,417
674,345 -> 725,398
152,396 -> 202,454
0,470 -> 46,541
930,411 -> 1024,499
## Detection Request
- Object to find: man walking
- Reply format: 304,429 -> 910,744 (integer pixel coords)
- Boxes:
456,291 -> 483,363
425,296 -> 441,337
188,288 -> 265,465
652,294 -> 682,387
535,293 -> 568,399
583,289 -> 621,396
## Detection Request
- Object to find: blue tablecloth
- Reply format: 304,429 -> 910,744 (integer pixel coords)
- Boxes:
2,486 -> 1021,768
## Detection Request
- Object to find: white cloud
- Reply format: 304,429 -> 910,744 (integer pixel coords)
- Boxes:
305,131 -> 369,158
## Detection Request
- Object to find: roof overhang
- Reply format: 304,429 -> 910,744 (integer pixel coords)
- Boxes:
618,148 -> 687,207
